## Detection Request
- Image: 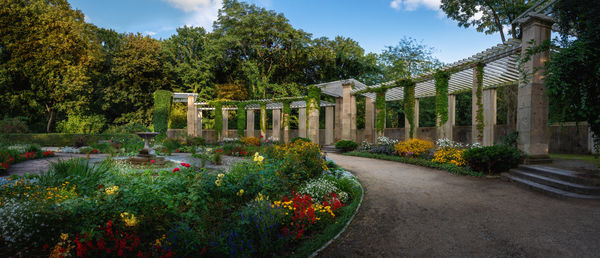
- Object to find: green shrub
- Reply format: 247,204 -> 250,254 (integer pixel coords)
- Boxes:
267,141 -> 326,188
291,137 -> 311,143
335,140 -> 358,152
163,139 -> 181,155
103,123 -> 149,134
36,158 -> 111,196
0,133 -> 139,147
0,117 -> 29,134
57,114 -> 106,134
462,145 -> 524,174
168,103 -> 187,129
153,90 -> 172,133
500,131 -> 519,148
183,136 -> 205,146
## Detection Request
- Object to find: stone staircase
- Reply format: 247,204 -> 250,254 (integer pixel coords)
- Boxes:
321,145 -> 341,154
502,165 -> 600,200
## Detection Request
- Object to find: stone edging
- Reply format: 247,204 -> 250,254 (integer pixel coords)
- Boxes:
309,170 -> 364,257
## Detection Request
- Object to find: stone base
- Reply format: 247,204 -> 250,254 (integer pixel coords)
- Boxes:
524,155 -> 553,165
128,156 -> 167,165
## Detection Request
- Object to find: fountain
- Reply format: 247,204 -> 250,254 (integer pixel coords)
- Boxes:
128,132 -> 167,164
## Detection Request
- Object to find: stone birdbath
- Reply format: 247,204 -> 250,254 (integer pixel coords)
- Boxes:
128,132 -> 166,164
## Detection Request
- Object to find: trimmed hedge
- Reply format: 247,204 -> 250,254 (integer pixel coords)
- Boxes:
0,134 -> 140,147
153,90 -> 172,133
463,145 -> 524,174
335,140 -> 358,152
344,151 -> 482,177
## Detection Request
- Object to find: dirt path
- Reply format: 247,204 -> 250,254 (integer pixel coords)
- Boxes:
319,153 -> 600,258
2,153 -> 108,177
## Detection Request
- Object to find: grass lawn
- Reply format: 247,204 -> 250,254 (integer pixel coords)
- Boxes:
549,153 -> 599,163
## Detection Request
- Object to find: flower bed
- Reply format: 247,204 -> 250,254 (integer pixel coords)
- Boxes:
0,141 -> 362,257
0,144 -> 55,173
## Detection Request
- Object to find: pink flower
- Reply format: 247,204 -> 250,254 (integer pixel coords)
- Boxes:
173,167 -> 180,173
150,160 -> 155,164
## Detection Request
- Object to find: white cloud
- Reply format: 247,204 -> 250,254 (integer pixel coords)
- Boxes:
390,0 -> 441,11
162,0 -> 222,31
143,31 -> 157,36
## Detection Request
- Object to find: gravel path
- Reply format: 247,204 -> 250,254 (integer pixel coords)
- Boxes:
3,153 -> 108,177
319,153 -> 600,258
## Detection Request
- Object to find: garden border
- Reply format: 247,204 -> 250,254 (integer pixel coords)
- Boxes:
309,169 -> 364,257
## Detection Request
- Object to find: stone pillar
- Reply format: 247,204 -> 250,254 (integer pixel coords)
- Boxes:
272,109 -> 281,141
186,95 -> 197,136
335,97 -> 342,142
298,107 -> 306,138
222,109 -> 228,139
483,88 -> 497,146
307,102 -> 319,144
197,110 -> 203,138
260,107 -> 266,140
283,111 -> 290,143
517,15 -> 552,158
341,83 -> 353,140
350,94 -> 357,141
405,98 -> 419,140
444,95 -> 456,140
325,106 -> 334,145
364,97 -> 375,142
589,127 -> 598,154
246,109 -> 254,137
472,64 -> 483,143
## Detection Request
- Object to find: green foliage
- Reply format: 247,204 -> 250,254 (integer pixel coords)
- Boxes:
0,133 -> 139,147
153,90 -> 172,133
455,91 -> 472,126
378,37 -> 442,80
292,137 -> 311,143
283,101 -> 291,128
440,0 -> 539,42
57,114 -> 107,134
375,90 -> 386,134
168,103 -> 187,129
545,0 -> 600,153
345,151 -> 482,177
259,103 -> 267,135
475,64 -> 484,141
237,103 -> 247,137
0,117 -> 29,134
335,140 -> 358,152
402,80 -> 416,137
103,123 -> 149,134
499,131 -> 519,148
214,102 -> 223,139
37,158 -> 111,196
434,70 -> 450,127
463,145 -> 524,174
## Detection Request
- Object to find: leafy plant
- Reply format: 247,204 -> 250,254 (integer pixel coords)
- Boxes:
0,117 -> 29,134
462,145 -> 524,174
153,90 -> 172,133
335,140 -> 358,152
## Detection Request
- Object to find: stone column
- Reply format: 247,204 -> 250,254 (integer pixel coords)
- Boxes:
298,107 -> 307,138
405,98 -> 419,140
197,110 -> 203,138
364,97 -> 375,142
483,88 -> 497,146
517,15 -> 552,159
335,97 -> 342,142
283,111 -> 290,143
222,109 -> 228,139
472,64 -> 484,143
341,83 -> 353,140
350,94 -> 357,141
246,109 -> 254,137
325,106 -> 334,145
443,95 -> 456,140
307,102 -> 319,144
260,107 -> 266,140
272,109 -> 281,141
186,95 -> 197,137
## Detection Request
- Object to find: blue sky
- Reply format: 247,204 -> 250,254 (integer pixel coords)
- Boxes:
69,0 -> 502,64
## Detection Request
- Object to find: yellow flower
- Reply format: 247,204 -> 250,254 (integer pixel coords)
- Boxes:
237,189 -> 244,197
105,186 -> 118,195
60,233 -> 69,241
120,212 -> 137,227
217,173 -> 225,178
215,179 -> 222,186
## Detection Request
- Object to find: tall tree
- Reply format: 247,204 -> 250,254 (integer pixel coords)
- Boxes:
0,0 -> 101,132
103,33 -> 171,125
378,37 -> 442,81
440,0 -> 542,42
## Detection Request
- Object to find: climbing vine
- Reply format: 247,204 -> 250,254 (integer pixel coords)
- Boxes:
282,101 -> 291,129
153,90 -> 172,133
260,103 -> 267,137
375,89 -> 387,135
305,86 -> 321,129
236,103 -> 246,137
402,80 -> 416,138
434,70 -> 450,127
214,102 -> 223,139
475,63 -> 485,141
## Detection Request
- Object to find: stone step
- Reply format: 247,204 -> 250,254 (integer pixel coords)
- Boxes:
517,165 -> 600,186
502,173 -> 600,201
509,169 -> 600,195
321,145 -> 341,154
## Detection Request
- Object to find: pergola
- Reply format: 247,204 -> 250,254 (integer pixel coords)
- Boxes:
174,9 -> 555,158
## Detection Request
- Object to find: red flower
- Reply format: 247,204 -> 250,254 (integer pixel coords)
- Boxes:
180,162 -> 186,166
92,149 -> 99,154
150,160 -> 155,164
200,247 -> 207,254
173,167 -> 180,173
175,149 -> 180,153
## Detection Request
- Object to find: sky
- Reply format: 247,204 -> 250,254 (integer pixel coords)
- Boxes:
68,0 -> 502,64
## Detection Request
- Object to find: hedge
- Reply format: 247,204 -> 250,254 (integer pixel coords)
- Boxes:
344,151 -> 482,177
0,134 -> 140,147
153,90 -> 173,133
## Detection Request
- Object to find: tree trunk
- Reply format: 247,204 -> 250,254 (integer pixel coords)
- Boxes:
46,107 -> 55,133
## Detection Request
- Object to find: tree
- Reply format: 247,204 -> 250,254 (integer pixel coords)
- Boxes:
378,37 -> 441,81
103,33 -> 171,125
0,0 -> 101,132
544,0 -> 600,152
440,0 -> 542,42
